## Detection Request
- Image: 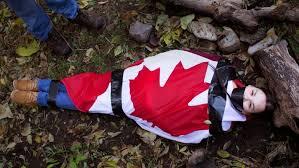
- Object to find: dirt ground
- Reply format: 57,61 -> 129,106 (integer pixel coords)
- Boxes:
0,0 -> 299,167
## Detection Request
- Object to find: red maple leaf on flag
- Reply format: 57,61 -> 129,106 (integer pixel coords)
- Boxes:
130,61 -> 210,136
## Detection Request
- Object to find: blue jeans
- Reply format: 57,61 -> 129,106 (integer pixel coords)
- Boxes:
5,0 -> 78,41
37,79 -> 77,110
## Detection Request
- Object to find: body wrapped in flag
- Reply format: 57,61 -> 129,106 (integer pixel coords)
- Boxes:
11,50 -> 273,143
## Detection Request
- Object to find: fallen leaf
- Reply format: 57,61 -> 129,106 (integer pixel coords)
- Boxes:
121,10 -> 138,22
68,65 -> 76,75
107,132 -> 121,138
179,146 -> 187,153
42,134 -> 49,143
137,129 -> 156,145
79,0 -> 90,9
104,157 -> 119,168
0,103 -> 13,120
19,155 -> 26,162
38,52 -> 48,70
121,145 -> 141,158
158,145 -> 169,158
14,135 -> 22,144
48,133 -> 54,142
145,45 -> 153,52
217,150 -> 231,158
232,161 -> 246,168
68,123 -> 88,134
21,123 -> 31,136
155,14 -> 168,31
92,130 -> 105,140
34,135 -> 41,144
111,35 -> 122,44
86,48 -> 95,57
236,52 -> 249,61
16,57 -> 30,65
161,28 -> 182,46
6,142 -> 16,150
16,40 -> 40,57
12,18 -> 24,27
47,161 -> 60,168
0,8 -> 11,22
27,135 -> 32,144
91,123 -> 99,132
0,78 -> 6,86
98,1 -> 108,5
85,130 -> 105,142
180,14 -> 195,30
114,46 -> 123,56
237,71 -> 244,76
84,48 -> 95,63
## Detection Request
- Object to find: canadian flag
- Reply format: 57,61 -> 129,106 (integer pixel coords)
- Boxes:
62,50 -> 244,143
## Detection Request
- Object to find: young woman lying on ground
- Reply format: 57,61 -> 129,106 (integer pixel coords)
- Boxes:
10,50 -> 274,144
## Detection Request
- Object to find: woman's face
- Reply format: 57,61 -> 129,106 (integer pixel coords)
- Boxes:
243,85 -> 266,114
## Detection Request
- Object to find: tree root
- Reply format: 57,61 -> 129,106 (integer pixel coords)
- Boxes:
166,0 -> 299,31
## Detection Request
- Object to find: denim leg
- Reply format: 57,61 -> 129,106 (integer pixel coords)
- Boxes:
5,0 -> 52,41
37,79 -> 52,92
55,92 -> 77,110
57,83 -> 68,93
45,0 -> 78,19
37,92 -> 49,107
56,83 -> 76,109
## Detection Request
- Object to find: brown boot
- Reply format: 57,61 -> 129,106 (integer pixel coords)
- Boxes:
13,80 -> 38,91
10,90 -> 38,106
71,10 -> 106,30
46,29 -> 72,56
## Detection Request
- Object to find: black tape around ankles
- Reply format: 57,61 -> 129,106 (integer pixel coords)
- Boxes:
111,70 -> 126,117
48,80 -> 60,107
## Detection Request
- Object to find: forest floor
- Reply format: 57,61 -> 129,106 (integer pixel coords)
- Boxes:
0,0 -> 299,167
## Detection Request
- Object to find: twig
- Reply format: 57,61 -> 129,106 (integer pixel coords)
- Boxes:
52,25 -> 75,51
98,1 -> 109,5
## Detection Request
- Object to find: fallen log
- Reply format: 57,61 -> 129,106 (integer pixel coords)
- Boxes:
253,41 -> 299,133
248,28 -> 278,55
166,0 -> 299,31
